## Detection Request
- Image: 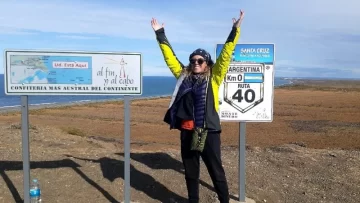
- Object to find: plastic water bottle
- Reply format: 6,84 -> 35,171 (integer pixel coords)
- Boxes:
30,178 -> 41,203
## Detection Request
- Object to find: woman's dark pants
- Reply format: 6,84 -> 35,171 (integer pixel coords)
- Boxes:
180,129 -> 230,203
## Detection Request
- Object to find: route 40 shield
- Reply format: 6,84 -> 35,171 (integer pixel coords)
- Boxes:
218,63 -> 273,122
224,63 -> 264,113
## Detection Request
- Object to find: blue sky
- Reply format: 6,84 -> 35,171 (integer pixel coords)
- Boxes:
0,0 -> 359,78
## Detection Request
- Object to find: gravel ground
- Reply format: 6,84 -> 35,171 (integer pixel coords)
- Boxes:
1,124 -> 359,203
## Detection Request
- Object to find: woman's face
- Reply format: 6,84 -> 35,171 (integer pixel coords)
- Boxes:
190,55 -> 207,74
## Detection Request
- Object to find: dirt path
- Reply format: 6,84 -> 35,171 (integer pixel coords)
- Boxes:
1,123 -> 360,203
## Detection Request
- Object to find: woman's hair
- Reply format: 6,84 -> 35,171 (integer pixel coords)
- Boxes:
182,62 -> 212,80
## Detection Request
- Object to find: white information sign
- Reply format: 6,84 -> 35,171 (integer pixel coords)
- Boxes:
4,50 -> 142,95
216,43 -> 275,122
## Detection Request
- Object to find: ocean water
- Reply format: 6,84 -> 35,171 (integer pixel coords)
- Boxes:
0,74 -> 290,108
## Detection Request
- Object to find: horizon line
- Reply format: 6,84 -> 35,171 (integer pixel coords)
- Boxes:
0,73 -> 358,80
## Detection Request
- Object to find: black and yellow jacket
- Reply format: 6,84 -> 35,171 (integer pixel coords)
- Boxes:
155,26 -> 241,132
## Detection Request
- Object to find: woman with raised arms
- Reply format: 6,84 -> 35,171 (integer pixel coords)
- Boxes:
151,10 -> 245,203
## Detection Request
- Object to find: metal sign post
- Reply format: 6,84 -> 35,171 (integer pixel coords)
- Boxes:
21,95 -> 30,202
215,43 -> 275,202
4,50 -> 142,203
239,122 -> 246,201
123,95 -> 131,203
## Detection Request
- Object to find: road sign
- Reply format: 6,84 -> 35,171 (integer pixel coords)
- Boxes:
3,49 -> 141,203
4,50 -> 142,95
215,43 -> 275,202
216,43 -> 275,122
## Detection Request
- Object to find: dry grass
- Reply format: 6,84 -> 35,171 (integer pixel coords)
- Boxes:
1,80 -> 360,203
9,123 -> 38,130
0,80 -> 360,151
60,126 -> 87,137
277,79 -> 360,92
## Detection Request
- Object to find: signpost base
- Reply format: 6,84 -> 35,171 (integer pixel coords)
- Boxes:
239,122 -> 246,202
21,95 -> 30,203
124,96 -> 131,203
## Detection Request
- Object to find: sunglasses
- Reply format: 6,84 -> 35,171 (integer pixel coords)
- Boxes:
190,58 -> 205,65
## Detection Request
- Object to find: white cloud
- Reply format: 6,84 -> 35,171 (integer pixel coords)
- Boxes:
1,0 -> 359,78
0,1 -> 232,46
56,35 -> 100,40
0,26 -> 37,35
1,0 -> 359,42
223,0 -> 360,33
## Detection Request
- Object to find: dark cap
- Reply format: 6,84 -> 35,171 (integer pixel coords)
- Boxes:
189,48 -> 214,66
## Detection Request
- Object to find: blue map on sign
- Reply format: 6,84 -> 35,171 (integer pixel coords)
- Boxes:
10,55 -> 92,84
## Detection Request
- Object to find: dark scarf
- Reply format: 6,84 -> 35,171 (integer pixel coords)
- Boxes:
165,73 -> 209,130
182,74 -> 208,128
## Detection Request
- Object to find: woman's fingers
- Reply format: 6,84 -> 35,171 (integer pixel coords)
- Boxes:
152,18 -> 163,27
151,18 -> 165,30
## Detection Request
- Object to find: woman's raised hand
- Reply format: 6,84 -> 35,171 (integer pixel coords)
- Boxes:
151,18 -> 165,31
232,10 -> 245,28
